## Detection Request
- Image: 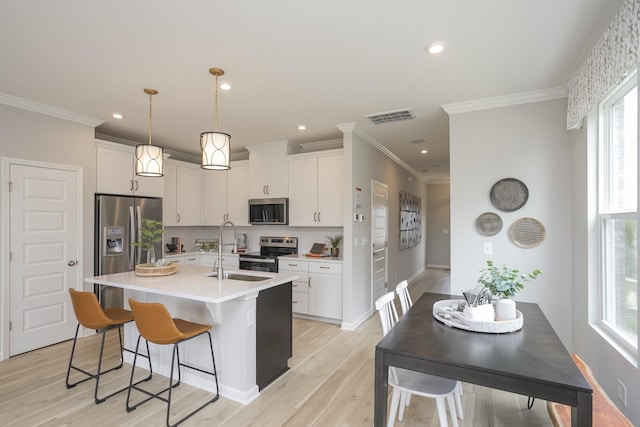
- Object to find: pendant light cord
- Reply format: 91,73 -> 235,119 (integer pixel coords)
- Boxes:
148,91 -> 153,145
214,74 -> 219,131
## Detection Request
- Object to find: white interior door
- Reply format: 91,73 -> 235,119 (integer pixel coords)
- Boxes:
371,180 -> 388,303
9,163 -> 79,356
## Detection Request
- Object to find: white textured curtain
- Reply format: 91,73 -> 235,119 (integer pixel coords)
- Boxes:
566,0 -> 639,130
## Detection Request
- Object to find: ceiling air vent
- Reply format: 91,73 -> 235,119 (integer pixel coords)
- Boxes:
365,108 -> 415,125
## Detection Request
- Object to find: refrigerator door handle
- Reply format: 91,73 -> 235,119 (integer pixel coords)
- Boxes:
129,206 -> 136,269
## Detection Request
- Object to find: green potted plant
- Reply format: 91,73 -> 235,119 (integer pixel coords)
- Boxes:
477,260 -> 541,320
327,234 -> 344,258
131,218 -> 165,266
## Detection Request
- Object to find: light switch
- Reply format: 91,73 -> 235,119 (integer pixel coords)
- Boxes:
354,237 -> 359,248
483,242 -> 493,255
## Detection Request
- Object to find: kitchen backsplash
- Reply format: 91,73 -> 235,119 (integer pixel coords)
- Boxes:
164,225 -> 343,255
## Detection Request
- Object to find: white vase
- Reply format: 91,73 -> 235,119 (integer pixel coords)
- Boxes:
462,303 -> 495,322
495,298 -> 516,321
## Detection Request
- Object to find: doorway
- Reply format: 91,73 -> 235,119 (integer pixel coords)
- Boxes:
371,180 -> 388,304
2,158 -> 82,357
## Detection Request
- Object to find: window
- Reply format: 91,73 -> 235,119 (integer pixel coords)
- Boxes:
598,69 -> 638,356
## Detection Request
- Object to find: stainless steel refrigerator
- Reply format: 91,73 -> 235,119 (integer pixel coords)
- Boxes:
94,194 -> 163,308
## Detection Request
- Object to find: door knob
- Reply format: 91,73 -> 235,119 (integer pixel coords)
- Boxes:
67,260 -> 77,266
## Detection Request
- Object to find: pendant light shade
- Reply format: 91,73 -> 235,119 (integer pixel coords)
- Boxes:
201,68 -> 231,170
201,131 -> 231,170
135,88 -> 164,177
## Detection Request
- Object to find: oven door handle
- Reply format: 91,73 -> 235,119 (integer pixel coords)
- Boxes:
241,257 -> 276,263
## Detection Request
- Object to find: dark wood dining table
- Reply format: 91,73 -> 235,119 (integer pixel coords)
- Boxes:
374,292 -> 592,426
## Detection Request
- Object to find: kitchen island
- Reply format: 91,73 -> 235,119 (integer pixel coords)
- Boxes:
85,265 -> 298,404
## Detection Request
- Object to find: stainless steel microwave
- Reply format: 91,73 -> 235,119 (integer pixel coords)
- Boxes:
248,198 -> 289,225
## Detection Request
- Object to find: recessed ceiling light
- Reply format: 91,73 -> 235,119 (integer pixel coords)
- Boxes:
220,82 -> 231,91
421,149 -> 428,154
426,42 -> 445,54
112,113 -> 124,119
298,125 -> 307,131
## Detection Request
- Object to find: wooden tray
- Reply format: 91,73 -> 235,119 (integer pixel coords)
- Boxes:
433,299 -> 523,333
135,262 -> 178,276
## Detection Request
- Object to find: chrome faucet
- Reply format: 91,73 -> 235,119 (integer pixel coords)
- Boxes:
217,220 -> 237,279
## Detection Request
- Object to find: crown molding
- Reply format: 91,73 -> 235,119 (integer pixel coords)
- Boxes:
441,87 -> 567,115
0,92 -> 104,127
337,122 -> 428,183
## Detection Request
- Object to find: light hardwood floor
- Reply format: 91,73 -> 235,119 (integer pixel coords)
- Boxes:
0,268 -> 554,426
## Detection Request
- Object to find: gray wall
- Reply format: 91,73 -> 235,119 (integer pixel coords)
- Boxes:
570,109 -> 640,424
449,98 -> 573,346
0,104 -> 97,287
426,183 -> 450,268
341,126 -> 428,328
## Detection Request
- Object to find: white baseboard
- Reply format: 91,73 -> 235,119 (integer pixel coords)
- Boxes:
427,264 -> 450,269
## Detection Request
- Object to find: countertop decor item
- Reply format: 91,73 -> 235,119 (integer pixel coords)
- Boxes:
475,212 -> 503,236
490,178 -> 528,212
433,299 -> 523,333
508,217 -> 545,248
327,234 -> 343,257
478,260 -> 541,299
131,218 -> 165,267
135,261 -> 178,276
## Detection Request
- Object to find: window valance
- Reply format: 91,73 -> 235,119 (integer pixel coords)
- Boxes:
566,0 -> 639,129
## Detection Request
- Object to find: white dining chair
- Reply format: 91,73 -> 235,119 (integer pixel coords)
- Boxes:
375,291 -> 459,427
394,280 -> 464,421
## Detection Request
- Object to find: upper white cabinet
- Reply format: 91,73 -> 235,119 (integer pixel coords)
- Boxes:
96,140 -> 164,197
247,141 -> 300,198
288,149 -> 344,226
203,160 -> 249,226
163,160 -> 203,226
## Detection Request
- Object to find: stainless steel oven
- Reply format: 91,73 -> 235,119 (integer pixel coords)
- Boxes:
239,236 -> 297,273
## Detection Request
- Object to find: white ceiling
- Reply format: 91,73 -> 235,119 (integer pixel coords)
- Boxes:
0,1 -> 623,182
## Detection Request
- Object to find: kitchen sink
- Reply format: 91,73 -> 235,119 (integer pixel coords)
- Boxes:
207,272 -> 270,282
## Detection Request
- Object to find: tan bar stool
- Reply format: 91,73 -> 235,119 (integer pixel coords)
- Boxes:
126,298 -> 219,427
66,288 -> 151,404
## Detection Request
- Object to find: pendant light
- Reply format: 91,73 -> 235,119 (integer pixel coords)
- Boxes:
201,68 -> 231,170
135,88 -> 164,177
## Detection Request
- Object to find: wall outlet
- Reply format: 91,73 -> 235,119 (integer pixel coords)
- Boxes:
617,378 -> 627,407
483,242 -> 493,255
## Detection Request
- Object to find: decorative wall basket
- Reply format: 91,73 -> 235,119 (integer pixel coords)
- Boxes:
475,212 -> 503,236
490,178 -> 528,212
509,217 -> 545,248
399,191 -> 422,250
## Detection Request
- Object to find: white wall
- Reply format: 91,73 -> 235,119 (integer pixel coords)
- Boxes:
427,183 -> 450,268
341,125 -> 428,328
449,98 -> 573,346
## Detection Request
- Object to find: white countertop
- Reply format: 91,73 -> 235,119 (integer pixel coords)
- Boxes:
85,265 -> 298,304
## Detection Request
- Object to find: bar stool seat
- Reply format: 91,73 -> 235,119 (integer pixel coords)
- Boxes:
126,298 -> 219,427
66,288 -> 151,404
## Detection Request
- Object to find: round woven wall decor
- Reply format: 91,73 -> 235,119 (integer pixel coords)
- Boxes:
508,217 -> 545,248
475,212 -> 503,236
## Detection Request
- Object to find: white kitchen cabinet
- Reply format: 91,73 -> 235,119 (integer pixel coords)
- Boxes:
96,140 -> 164,197
279,259 -> 310,315
309,262 -> 342,320
164,253 -> 199,265
279,258 -> 342,321
203,160 -> 249,226
199,253 -> 239,269
247,141 -> 300,198
288,150 -> 343,226
163,160 -> 203,226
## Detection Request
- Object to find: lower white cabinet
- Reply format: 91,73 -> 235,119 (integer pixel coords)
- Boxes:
199,253 -> 239,269
164,254 -> 200,265
279,259 -> 342,321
